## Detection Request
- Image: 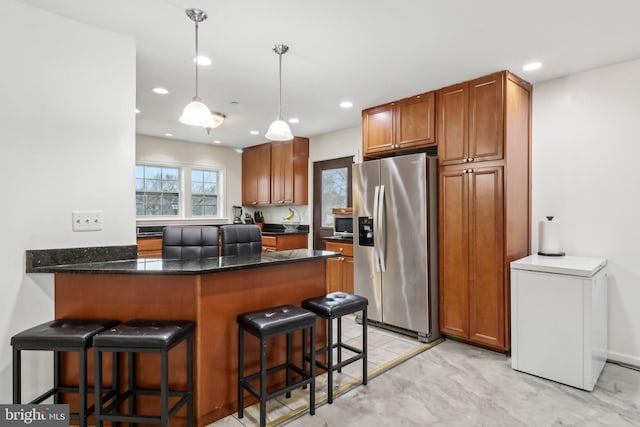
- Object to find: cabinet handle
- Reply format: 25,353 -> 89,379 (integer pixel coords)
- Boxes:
468,157 -> 475,162
467,168 -> 474,174
463,158 -> 468,163
252,202 -> 257,205
339,257 -> 345,261
339,247 -> 344,252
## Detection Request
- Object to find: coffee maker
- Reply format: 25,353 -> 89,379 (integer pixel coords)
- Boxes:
232,205 -> 243,224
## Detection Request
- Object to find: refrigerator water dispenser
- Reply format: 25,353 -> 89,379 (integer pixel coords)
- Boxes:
358,217 -> 374,246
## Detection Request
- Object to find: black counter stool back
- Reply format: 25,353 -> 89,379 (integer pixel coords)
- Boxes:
162,225 -> 219,260
92,319 -> 194,427
220,224 -> 262,256
237,305 -> 316,427
301,292 -> 368,403
11,318 -> 120,427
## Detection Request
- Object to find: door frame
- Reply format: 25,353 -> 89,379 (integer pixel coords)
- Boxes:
312,156 -> 354,250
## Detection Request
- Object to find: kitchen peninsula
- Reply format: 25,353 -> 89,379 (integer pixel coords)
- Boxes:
28,249 -> 336,427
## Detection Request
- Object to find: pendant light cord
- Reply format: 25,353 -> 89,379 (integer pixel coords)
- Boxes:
277,51 -> 283,120
194,20 -> 199,99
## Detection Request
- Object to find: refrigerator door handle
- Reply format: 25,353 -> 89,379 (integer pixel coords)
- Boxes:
378,184 -> 386,272
373,185 -> 381,272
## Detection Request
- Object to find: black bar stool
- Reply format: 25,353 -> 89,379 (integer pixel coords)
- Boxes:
92,319 -> 194,427
301,292 -> 368,403
237,304 -> 317,427
11,318 -> 120,427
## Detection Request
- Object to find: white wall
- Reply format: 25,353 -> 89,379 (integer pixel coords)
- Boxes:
532,58 -> 640,365
0,0 -> 136,403
306,126 -> 361,246
136,134 -> 242,223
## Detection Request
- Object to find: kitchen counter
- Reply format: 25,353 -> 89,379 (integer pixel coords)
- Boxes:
324,235 -> 354,243
32,249 -> 335,275
45,248 -> 333,427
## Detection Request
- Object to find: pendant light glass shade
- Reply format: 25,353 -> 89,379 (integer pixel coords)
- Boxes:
266,44 -> 293,141
266,119 -> 293,141
180,97 -> 215,127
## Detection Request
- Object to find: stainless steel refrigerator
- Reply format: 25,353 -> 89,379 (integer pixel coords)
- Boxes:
353,153 -> 439,342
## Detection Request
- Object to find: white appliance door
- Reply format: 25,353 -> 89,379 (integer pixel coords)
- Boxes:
379,153 -> 429,333
353,160 -> 382,322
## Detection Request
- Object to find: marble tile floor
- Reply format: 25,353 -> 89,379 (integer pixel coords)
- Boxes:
208,317 -> 640,427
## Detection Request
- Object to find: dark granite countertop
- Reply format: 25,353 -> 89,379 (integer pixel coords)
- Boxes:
323,235 -> 354,243
261,230 -> 309,236
30,249 -> 338,275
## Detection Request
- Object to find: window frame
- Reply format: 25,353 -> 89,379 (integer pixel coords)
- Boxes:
135,160 -> 227,225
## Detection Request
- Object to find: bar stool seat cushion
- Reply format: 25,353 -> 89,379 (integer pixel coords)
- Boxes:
11,319 -> 120,350
92,320 -> 195,349
238,305 -> 316,338
302,292 -> 368,318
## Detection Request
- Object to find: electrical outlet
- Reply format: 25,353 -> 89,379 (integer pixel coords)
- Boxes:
72,210 -> 103,232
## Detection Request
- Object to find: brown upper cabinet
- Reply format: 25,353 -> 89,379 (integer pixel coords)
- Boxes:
242,137 -> 309,206
271,137 -> 309,205
362,91 -> 435,157
437,72 -> 504,166
242,143 -> 271,205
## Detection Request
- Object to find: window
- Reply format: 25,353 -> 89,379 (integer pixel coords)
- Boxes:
136,163 -> 225,220
191,169 -> 218,216
136,165 -> 180,216
320,167 -> 348,227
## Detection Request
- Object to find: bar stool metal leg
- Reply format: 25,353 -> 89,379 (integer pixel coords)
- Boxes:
94,347 -> 103,427
310,324 -> 316,415
237,327 -> 244,419
161,348 -> 169,427
187,333 -> 194,426
327,317 -> 334,404
78,349 -> 87,427
337,317 -> 343,373
12,347 -> 21,404
128,352 -> 135,418
286,333 -> 292,398
54,351 -> 61,404
259,337 -> 267,427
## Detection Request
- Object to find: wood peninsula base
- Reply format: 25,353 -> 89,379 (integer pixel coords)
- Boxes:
54,257 -> 328,426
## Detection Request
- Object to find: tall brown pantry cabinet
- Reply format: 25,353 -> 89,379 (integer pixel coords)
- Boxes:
437,71 -> 531,352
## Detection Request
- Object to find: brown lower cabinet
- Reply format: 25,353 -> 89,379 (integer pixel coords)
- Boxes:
136,237 -> 162,258
325,241 -> 354,294
261,233 -> 308,252
439,164 -> 505,349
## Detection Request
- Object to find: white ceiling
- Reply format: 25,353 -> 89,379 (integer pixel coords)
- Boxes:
19,0 -> 640,148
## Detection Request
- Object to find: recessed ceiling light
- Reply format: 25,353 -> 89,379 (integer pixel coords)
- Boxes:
213,140 -> 221,144
523,62 -> 543,71
250,130 -> 260,135
194,55 -> 212,66
165,133 -> 173,137
340,101 -> 353,109
152,87 -> 169,95
288,118 -> 300,124
135,108 -> 140,114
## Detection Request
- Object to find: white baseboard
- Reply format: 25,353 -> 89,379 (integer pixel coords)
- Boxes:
608,350 -> 640,368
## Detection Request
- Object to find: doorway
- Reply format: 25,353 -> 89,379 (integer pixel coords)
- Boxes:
312,156 -> 353,250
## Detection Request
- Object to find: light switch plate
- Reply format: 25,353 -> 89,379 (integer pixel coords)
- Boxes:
72,210 -> 103,231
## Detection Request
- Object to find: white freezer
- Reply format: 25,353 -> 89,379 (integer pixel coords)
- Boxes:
511,255 -> 608,391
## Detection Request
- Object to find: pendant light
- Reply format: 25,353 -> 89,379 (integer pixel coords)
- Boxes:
266,44 -> 293,141
179,9 -> 217,128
